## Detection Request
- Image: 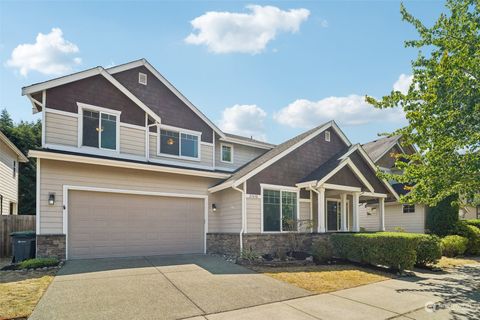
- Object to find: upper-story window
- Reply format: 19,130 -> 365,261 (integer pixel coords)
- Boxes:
325,130 -> 331,142
402,204 -> 415,213
159,127 -> 199,159
221,144 -> 233,163
79,103 -> 120,152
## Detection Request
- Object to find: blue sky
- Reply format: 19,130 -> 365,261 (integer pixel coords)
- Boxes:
0,1 -> 445,144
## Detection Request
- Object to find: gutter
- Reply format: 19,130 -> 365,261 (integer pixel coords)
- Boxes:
232,184 -> 246,255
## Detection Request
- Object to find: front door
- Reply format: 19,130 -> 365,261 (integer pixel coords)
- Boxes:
327,200 -> 340,231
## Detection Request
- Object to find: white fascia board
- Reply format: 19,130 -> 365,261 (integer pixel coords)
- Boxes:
296,181 -> 318,188
208,181 -> 235,193
330,121 -> 352,147
107,59 -> 225,139
220,136 -> 275,150
29,150 -> 230,179
232,122 -> 335,188
22,67 -> 103,95
356,146 -> 400,201
0,131 -> 28,162
317,158 -> 374,193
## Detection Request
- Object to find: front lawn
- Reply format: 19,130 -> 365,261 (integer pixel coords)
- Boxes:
435,256 -> 479,269
249,264 -> 393,293
0,269 -> 56,319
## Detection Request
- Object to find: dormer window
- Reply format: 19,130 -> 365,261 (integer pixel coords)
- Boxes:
139,72 -> 147,85
79,103 -> 120,152
325,130 -> 331,142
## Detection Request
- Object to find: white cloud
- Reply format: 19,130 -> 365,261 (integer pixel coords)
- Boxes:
185,5 -> 310,54
219,104 -> 268,140
393,73 -> 413,94
6,28 -> 81,76
274,95 -> 405,128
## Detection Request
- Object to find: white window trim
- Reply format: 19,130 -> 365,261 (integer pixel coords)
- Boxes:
260,184 -> 300,233
220,143 -> 234,164
157,125 -> 201,161
77,102 -> 121,153
138,72 -> 147,85
325,130 -> 331,142
402,204 -> 415,214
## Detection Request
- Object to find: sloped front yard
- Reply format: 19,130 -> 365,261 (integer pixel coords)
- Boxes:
0,269 -> 56,320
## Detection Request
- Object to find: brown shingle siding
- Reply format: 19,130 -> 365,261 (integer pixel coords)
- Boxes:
112,66 -> 214,143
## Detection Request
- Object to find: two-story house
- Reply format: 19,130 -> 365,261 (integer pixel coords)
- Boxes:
23,59 -> 399,260
0,131 -> 28,215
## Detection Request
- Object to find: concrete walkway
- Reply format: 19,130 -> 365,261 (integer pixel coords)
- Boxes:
30,255 -> 480,320
189,263 -> 480,320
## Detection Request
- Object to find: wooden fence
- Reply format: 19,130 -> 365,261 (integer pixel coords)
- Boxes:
0,215 -> 36,258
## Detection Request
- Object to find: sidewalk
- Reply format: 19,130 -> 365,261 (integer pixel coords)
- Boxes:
187,263 -> 480,320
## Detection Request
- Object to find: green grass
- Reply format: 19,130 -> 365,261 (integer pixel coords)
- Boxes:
19,258 -> 59,270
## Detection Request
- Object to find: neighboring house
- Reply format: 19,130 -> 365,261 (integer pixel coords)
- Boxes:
0,131 -> 28,215
362,135 -> 426,233
23,59 -> 399,260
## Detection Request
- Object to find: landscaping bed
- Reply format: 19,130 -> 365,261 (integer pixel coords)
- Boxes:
0,258 -> 61,319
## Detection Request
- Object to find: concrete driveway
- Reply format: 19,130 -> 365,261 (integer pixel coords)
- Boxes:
29,254 -> 311,320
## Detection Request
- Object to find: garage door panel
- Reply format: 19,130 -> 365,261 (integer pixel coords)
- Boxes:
68,190 -> 204,259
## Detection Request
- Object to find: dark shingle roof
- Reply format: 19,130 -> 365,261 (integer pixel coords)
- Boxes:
362,135 -> 401,162
216,121 -> 333,187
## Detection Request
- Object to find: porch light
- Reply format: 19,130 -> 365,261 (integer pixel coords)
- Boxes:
212,204 -> 217,212
48,193 -> 55,205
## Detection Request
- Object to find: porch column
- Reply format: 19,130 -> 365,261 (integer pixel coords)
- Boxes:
340,193 -> 348,231
352,192 -> 360,232
317,187 -> 326,233
379,197 -> 385,231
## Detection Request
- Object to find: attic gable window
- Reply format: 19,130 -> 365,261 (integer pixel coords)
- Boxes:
325,130 -> 331,142
139,72 -> 147,85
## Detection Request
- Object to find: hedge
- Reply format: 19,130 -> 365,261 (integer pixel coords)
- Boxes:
441,235 -> 468,257
330,232 -> 441,271
465,219 -> 480,229
18,258 -> 59,269
454,221 -> 480,255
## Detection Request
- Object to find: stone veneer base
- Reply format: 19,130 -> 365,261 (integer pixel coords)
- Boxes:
207,233 -> 330,257
36,234 -> 66,260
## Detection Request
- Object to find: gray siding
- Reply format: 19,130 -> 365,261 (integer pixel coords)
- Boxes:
45,111 -> 78,147
246,196 -> 261,233
120,126 -> 145,157
385,203 -> 425,233
208,188 -> 242,233
0,139 -> 19,215
39,159 -> 217,234
215,137 -> 266,171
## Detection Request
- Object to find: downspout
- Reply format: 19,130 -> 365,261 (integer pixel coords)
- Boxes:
232,183 -> 246,255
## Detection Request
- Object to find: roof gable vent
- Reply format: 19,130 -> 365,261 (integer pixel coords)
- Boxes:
138,72 -> 147,85
325,130 -> 331,142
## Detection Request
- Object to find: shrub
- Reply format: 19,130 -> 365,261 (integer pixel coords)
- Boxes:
465,219 -> 480,229
311,239 -> 333,263
415,235 -> 442,266
454,222 -> 480,255
441,235 -> 468,257
18,257 -> 59,269
426,195 -> 459,236
330,232 -> 418,271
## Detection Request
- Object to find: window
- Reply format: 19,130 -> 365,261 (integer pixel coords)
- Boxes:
13,161 -> 16,178
9,202 -> 15,215
139,72 -> 147,85
325,130 -> 331,142
221,144 -> 233,163
0,194 -> 3,214
159,129 -> 199,159
82,109 -> 117,150
263,189 -> 298,232
403,204 -> 415,213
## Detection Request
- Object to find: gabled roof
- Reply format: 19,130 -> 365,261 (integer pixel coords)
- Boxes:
107,59 -> 225,139
209,121 -> 352,192
362,135 -> 402,163
0,131 -> 28,162
22,66 -> 162,123
221,132 -> 276,150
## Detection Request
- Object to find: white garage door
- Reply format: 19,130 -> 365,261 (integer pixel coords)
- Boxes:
68,190 -> 205,259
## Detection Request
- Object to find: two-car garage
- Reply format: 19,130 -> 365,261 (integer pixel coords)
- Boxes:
67,190 -> 206,259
